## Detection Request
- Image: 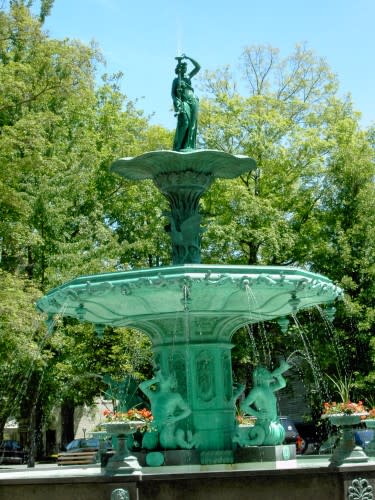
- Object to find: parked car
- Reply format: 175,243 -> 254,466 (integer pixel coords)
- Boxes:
294,421 -> 327,454
0,440 -> 27,465
318,428 -> 374,454
354,429 -> 374,449
58,437 -> 112,466
64,438 -> 101,452
279,416 -> 305,453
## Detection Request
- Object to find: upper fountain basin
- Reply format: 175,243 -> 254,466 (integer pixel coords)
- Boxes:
110,149 -> 257,181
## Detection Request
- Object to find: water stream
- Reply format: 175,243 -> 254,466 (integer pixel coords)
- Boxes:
315,305 -> 348,378
291,313 -> 329,397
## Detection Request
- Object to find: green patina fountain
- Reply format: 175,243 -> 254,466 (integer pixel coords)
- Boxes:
36,55 -> 343,466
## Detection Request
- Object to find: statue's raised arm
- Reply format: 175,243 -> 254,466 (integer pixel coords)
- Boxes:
183,54 -> 201,78
172,55 -> 200,151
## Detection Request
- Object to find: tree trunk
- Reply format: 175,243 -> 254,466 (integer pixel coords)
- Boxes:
60,399 -> 75,449
27,405 -> 36,468
247,241 -> 260,265
0,415 -> 7,442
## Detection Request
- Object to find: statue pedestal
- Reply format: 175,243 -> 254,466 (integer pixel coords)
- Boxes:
235,444 -> 296,463
134,449 -> 202,467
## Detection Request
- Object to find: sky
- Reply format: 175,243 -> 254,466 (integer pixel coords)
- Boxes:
36,0 -> 375,130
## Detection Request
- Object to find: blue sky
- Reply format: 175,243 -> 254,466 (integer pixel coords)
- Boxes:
38,0 -> 375,130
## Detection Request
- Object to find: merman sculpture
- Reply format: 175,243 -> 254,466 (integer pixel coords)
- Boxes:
172,55 -> 200,150
236,361 -> 290,447
139,369 -> 195,450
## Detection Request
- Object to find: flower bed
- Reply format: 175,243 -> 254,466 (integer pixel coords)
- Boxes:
322,401 -> 367,417
103,408 -> 153,431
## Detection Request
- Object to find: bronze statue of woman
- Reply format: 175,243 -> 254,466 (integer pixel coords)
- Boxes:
171,55 -> 201,151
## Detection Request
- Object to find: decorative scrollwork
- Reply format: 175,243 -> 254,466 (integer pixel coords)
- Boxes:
111,488 -> 130,500
348,478 -> 373,500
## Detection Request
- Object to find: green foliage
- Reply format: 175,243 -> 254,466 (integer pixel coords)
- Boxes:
0,4 -> 373,444
0,2 -> 163,442
0,270 -> 44,427
199,44 -> 375,410
325,373 -> 354,403
44,322 -> 152,407
199,45 -> 342,267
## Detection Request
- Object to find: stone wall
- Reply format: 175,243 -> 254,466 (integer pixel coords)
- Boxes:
0,464 -> 374,500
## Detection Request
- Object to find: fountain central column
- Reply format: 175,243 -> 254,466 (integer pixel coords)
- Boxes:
151,316 -> 236,451
154,170 -> 213,264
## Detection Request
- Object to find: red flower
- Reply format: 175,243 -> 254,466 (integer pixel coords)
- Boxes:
322,400 -> 367,416
103,407 -> 153,428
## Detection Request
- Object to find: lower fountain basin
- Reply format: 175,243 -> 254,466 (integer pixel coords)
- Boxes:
36,264 -> 342,333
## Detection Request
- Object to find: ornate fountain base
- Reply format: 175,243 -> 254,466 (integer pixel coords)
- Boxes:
136,449 -> 235,466
105,452 -> 142,475
131,445 -> 296,467
235,444 -> 296,463
105,454 -> 142,475
37,264 -> 342,455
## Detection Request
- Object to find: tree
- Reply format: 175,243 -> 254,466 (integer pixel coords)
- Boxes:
0,270 -> 45,440
198,44 -> 375,411
0,2 -> 160,457
43,321 -> 153,448
306,108 -> 375,401
199,44 -> 338,266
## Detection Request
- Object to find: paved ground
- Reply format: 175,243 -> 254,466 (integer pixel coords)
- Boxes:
0,462 -> 103,479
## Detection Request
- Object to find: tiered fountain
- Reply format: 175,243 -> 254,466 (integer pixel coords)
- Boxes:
36,55 -> 343,471
0,54 -> 372,500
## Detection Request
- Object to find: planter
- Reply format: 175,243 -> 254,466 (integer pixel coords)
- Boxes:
328,414 -> 364,427
325,414 -> 368,466
90,430 -> 108,438
365,418 -> 375,429
364,419 -> 375,457
102,421 -> 144,474
103,421 -> 144,435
